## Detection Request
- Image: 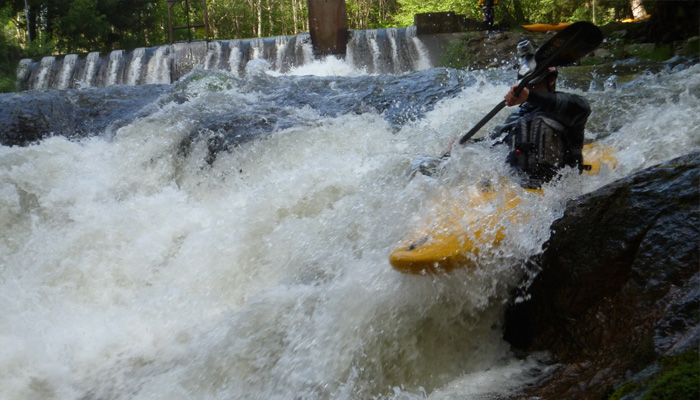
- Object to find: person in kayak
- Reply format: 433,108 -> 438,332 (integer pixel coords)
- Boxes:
489,39 -> 592,188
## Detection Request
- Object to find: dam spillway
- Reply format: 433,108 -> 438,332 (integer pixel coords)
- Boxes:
16,27 -> 432,91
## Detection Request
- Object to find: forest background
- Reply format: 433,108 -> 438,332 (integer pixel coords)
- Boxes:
0,0 -> 696,91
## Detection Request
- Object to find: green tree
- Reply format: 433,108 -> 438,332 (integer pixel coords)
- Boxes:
55,0 -> 110,53
0,4 -> 22,91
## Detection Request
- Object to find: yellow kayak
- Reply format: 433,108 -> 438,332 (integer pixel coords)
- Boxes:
389,144 -> 617,275
522,23 -> 572,32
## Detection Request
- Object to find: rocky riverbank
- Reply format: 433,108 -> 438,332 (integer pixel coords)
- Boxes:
504,153 -> 699,400
417,17 -> 699,72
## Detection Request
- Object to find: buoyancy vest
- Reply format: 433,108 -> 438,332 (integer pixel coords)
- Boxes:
505,111 -> 571,186
490,92 -> 591,188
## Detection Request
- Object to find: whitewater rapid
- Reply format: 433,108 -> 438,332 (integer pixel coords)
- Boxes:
1,58 -> 699,399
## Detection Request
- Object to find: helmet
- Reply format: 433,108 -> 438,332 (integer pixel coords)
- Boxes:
516,40 -> 557,84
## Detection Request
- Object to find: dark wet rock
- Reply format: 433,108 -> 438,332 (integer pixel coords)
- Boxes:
0,85 -> 169,147
503,152 -> 699,400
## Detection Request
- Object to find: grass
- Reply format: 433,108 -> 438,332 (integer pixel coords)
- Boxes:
606,351 -> 699,400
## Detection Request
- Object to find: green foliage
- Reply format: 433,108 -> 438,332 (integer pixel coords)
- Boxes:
0,4 -> 21,92
439,35 -> 473,69
628,335 -> 658,372
0,0 -> 685,87
0,74 -> 15,92
642,352 -> 700,400
607,381 -> 642,400
23,35 -> 57,59
636,44 -> 672,61
55,0 -> 110,53
579,56 -> 603,66
0,0 -> 662,56
605,351 -> 700,400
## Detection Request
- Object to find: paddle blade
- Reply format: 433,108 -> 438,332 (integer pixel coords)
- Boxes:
535,21 -> 603,67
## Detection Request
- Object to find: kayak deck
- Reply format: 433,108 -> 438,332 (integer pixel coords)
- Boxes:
389,144 -> 617,275
390,181 -> 537,274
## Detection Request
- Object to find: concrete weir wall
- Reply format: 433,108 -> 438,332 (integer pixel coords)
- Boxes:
413,12 -> 481,68
15,10 -> 481,90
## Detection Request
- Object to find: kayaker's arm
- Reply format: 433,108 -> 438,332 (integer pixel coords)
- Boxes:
506,85 -> 589,119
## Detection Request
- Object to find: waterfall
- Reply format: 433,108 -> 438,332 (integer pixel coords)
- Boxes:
171,41 -> 208,82
228,39 -> 243,77
145,45 -> 172,84
387,28 -> 401,74
125,48 -> 145,86
366,30 -> 382,73
205,41 -> 223,71
78,52 -> 101,88
56,54 -> 78,89
104,50 -> 125,87
407,25 -> 431,71
33,56 -> 56,89
17,27 -> 435,90
15,59 -> 32,90
295,33 -> 314,66
250,37 -> 265,60
275,36 -> 290,71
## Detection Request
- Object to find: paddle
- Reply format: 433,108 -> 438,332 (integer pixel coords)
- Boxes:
457,21 -> 603,145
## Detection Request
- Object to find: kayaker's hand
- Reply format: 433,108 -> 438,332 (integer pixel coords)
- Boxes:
505,84 -> 528,107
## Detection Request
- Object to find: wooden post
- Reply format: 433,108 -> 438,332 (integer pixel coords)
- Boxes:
307,0 -> 348,57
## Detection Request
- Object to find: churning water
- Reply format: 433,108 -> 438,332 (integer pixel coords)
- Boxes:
1,56 -> 699,399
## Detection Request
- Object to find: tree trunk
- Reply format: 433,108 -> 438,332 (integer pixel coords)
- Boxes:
292,0 -> 299,34
25,1 -> 35,42
257,0 -> 262,36
630,0 -> 646,19
501,0 -> 528,26
513,0 -> 527,24
267,0 -> 273,36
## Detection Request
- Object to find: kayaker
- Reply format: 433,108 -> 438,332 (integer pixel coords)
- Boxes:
478,0 -> 497,29
489,39 -> 591,188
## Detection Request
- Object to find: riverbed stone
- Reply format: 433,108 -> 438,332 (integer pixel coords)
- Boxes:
503,152 -> 699,400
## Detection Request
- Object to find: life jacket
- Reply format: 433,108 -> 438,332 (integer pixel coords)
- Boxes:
505,111 -> 583,187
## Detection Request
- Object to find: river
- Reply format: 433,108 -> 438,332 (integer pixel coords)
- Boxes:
1,54 -> 699,399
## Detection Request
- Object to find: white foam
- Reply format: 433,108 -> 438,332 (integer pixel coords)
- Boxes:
1,63 -> 698,399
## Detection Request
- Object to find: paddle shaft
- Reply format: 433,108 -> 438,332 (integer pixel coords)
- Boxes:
457,26 -> 587,145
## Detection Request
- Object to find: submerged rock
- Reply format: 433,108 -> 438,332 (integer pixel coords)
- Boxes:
0,85 -> 169,146
504,152 -> 699,400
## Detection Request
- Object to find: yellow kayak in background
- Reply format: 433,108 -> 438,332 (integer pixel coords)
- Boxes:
389,144 -> 617,275
522,23 -> 572,32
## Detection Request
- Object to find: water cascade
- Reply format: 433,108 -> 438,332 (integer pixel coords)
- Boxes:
3,36 -> 698,399
104,50 -> 124,87
56,54 -> 78,89
145,46 -> 172,85
77,52 -> 101,88
32,56 -> 55,89
17,28 -> 431,91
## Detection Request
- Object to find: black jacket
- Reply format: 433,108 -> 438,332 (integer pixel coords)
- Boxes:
490,90 -> 591,172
